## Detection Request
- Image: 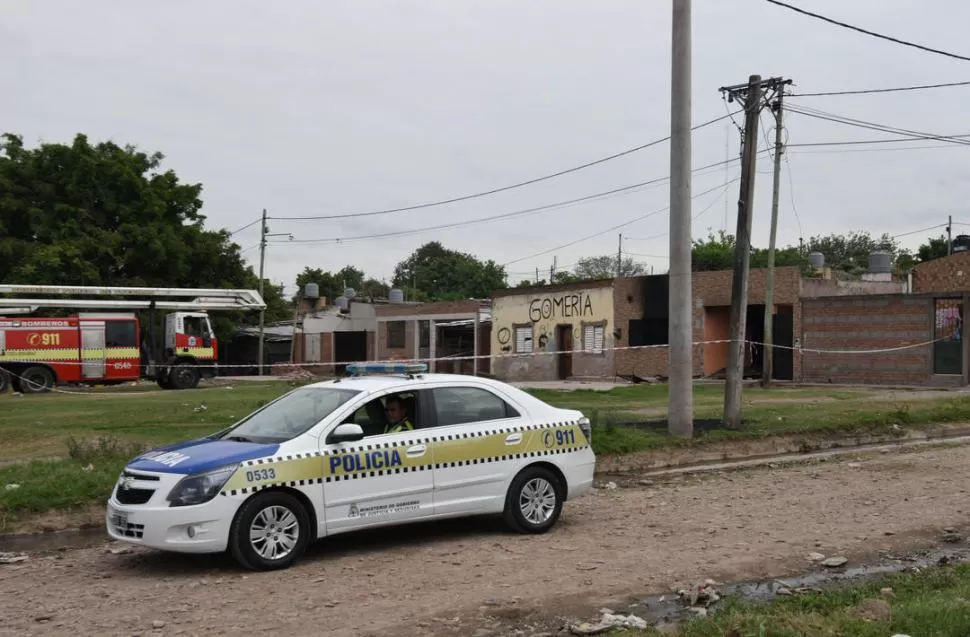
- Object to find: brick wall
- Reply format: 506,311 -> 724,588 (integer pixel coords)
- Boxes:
375,300 -> 484,318
912,252 -> 970,294
613,267 -> 803,379
800,294 -> 947,386
377,319 -> 414,360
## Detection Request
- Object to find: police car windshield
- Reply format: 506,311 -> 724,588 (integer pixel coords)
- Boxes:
223,386 -> 361,443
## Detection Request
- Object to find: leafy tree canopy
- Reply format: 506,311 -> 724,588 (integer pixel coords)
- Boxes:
574,255 -> 646,279
392,241 -> 507,301
0,133 -> 290,334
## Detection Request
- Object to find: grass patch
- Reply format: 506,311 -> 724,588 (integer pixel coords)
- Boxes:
1,381 -> 969,526
626,563 -> 970,636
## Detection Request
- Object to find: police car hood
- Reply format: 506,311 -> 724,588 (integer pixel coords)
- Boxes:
126,438 -> 280,475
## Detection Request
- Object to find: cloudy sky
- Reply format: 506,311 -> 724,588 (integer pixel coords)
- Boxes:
4,0 -> 969,292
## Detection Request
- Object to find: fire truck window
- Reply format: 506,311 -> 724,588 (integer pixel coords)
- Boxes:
105,321 -> 138,348
183,317 -> 209,337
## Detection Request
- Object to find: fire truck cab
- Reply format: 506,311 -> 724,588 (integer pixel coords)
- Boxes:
0,285 -> 265,393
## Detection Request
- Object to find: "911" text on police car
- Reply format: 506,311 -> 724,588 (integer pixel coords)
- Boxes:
106,363 -> 596,570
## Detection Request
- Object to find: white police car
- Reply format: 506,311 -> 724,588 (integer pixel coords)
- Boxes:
106,363 -> 596,570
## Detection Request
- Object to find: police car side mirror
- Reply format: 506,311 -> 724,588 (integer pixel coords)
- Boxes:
328,423 -> 365,444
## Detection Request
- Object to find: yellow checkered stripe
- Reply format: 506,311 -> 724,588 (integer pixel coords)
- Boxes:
179,347 -> 215,359
220,421 -> 589,496
82,348 -> 140,359
0,348 -> 79,361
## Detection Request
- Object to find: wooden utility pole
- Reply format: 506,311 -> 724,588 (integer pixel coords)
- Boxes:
668,0 -> 694,438
761,79 -> 791,387
948,215 -> 953,255
616,234 -> 623,278
256,208 -> 267,377
722,74 -> 762,429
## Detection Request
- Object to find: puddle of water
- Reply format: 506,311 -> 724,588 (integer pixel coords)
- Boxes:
0,526 -> 108,553
618,546 -> 970,626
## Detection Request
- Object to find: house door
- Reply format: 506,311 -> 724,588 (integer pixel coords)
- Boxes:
556,325 -> 573,380
772,308 -> 794,381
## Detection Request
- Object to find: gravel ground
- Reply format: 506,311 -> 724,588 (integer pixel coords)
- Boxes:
2,445 -> 968,637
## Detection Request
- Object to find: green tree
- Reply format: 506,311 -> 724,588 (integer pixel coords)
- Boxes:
0,133 -> 288,335
573,255 -> 646,280
392,241 -> 507,300
917,234 -> 950,263
690,230 -> 805,272
803,231 -> 899,272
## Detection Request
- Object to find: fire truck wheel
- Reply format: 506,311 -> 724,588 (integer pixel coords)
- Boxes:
169,363 -> 200,390
20,366 -> 55,393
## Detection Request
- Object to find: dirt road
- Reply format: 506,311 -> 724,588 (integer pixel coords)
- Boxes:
3,445 -> 969,637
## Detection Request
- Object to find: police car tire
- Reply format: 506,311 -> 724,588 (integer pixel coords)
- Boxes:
20,366 -> 54,393
503,466 -> 563,534
229,491 -> 311,571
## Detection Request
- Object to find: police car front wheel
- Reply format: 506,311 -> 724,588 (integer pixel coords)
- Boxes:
503,466 -> 563,534
229,491 -> 311,571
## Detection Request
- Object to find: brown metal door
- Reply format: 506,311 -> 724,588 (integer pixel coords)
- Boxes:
557,325 -> 573,380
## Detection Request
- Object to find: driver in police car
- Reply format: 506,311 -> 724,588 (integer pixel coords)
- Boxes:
383,395 -> 414,434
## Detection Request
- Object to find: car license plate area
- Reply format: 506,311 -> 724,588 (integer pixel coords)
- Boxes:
111,512 -> 128,529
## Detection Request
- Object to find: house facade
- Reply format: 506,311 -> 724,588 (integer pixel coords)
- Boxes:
376,300 -> 492,376
490,280 -> 614,382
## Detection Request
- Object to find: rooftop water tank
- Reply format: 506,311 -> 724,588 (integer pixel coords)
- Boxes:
808,252 -> 825,269
388,288 -> 405,303
953,234 -> 970,253
868,250 -> 893,274
304,282 -> 319,299
344,287 -> 356,300
334,296 -> 348,310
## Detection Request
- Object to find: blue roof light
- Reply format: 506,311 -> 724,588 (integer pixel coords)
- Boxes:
345,362 -> 428,376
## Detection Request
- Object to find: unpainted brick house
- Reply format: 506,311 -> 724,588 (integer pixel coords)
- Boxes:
376,300 -> 492,376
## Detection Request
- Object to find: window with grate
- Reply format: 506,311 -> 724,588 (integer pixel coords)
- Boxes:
387,321 -> 406,349
514,326 -> 533,353
583,324 -> 605,353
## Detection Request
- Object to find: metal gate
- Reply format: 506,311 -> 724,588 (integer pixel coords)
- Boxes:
81,325 -> 106,379
933,298 -> 963,375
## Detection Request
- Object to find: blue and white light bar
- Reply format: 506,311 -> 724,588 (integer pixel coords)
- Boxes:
345,362 -> 428,376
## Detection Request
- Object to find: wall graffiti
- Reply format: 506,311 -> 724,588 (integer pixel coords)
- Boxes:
528,293 -> 595,323
491,286 -> 614,359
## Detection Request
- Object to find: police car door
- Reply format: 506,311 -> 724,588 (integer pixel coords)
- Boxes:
427,385 -> 528,517
320,389 -> 433,533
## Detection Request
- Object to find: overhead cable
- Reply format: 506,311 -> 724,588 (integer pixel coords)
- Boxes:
267,112 -> 740,221
764,0 -> 970,62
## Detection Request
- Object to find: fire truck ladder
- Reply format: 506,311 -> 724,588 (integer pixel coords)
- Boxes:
0,285 -> 266,312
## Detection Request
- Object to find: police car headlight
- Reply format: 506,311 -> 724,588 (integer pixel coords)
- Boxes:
578,416 -> 592,444
166,464 -> 238,507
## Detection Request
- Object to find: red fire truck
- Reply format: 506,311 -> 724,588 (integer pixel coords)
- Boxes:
0,285 -> 266,393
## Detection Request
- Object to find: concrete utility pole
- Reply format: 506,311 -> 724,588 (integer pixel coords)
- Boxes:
616,234 -> 623,278
257,208 -> 268,377
722,75 -> 763,429
761,79 -> 792,387
668,0 -> 694,438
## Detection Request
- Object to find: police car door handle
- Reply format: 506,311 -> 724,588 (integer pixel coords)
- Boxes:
505,433 -> 522,445
406,444 -> 427,457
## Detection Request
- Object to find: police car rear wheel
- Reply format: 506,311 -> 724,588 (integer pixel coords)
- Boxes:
503,466 -> 563,534
229,491 -> 310,571
20,366 -> 54,394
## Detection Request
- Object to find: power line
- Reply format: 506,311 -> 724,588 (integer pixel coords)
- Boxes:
787,133 -> 970,148
791,80 -> 970,97
892,223 -> 948,239
623,179 -> 737,243
267,156 -> 753,246
764,0 -> 970,62
229,218 -> 261,235
266,112 -> 740,221
785,105 -> 970,147
503,178 -> 739,267
789,142 -> 967,156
